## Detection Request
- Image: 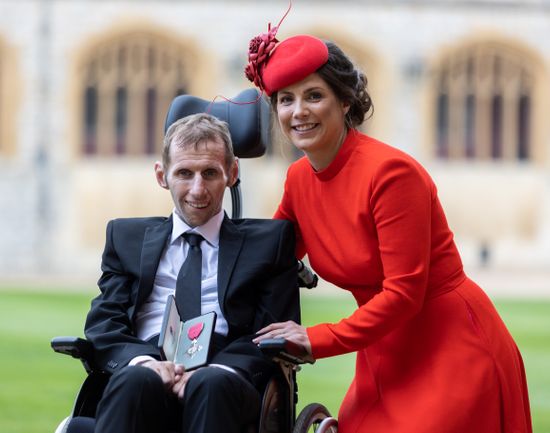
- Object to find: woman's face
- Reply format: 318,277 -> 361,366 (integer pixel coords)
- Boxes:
276,73 -> 349,162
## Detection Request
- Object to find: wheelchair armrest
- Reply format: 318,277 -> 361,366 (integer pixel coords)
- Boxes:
258,338 -> 314,365
51,336 -> 97,373
51,336 -> 93,359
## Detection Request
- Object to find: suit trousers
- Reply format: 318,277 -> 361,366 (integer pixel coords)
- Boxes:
94,365 -> 261,433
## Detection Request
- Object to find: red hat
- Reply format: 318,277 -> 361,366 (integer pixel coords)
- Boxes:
262,35 -> 329,96
245,34 -> 329,96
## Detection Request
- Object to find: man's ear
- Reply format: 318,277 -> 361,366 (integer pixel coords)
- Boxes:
154,161 -> 169,190
227,158 -> 239,187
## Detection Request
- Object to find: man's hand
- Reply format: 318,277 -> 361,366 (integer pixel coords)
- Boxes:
172,369 -> 198,399
141,360 -> 185,390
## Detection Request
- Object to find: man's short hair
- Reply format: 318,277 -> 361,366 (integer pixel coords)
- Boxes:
162,113 -> 236,169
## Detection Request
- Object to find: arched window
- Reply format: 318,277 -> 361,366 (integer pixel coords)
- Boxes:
433,42 -> 536,161
80,31 -> 192,157
0,38 -> 18,156
0,51 -> 3,153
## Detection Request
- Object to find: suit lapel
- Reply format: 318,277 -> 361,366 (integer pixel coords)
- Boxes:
218,216 -> 244,315
135,217 -> 173,309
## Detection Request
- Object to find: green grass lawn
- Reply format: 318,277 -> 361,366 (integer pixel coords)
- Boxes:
0,289 -> 548,433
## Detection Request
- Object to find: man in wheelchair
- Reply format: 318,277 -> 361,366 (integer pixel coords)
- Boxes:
84,112 -> 300,433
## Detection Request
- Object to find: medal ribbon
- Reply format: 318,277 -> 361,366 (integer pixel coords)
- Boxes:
188,322 -> 204,340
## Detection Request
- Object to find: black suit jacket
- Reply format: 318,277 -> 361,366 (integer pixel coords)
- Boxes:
84,214 -> 299,389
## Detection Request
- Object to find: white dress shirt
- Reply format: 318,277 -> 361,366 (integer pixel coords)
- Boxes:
134,209 -> 229,341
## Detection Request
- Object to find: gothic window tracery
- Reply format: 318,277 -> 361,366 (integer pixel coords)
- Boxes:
80,32 -> 191,157
434,43 -> 535,161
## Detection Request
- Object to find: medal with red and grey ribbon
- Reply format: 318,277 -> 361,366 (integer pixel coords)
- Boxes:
186,322 -> 204,358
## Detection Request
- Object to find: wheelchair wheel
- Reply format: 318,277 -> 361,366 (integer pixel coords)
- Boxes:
293,403 -> 338,433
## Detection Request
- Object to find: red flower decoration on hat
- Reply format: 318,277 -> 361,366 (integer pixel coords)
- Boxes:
245,23 -> 279,91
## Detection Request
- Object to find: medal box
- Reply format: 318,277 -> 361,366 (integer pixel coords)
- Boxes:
158,294 -> 217,370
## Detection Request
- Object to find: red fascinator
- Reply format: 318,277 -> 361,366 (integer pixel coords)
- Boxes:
244,1 -> 329,96
261,35 -> 328,96
244,23 -> 280,91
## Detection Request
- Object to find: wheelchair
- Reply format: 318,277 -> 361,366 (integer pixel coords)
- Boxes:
51,88 -> 336,433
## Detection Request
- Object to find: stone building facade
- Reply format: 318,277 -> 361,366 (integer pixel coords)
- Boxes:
0,0 -> 549,284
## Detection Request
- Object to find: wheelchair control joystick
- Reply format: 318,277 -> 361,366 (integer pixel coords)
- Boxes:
297,260 -> 318,289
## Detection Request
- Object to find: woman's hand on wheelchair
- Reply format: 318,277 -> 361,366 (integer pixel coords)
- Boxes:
253,320 -> 312,356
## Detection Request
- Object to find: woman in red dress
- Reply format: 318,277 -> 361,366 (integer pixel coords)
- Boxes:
247,32 -> 532,433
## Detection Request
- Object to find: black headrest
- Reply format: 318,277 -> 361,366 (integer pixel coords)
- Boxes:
164,88 -> 270,158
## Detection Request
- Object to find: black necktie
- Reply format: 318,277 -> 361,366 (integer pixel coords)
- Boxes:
175,233 -> 203,321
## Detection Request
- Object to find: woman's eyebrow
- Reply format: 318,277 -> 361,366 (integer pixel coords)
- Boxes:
280,86 -> 324,95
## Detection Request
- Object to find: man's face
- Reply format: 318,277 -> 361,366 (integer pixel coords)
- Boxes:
155,138 -> 238,227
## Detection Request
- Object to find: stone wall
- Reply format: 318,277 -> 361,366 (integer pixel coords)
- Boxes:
0,0 -> 549,283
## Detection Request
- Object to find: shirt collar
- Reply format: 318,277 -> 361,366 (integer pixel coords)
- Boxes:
170,209 -> 223,247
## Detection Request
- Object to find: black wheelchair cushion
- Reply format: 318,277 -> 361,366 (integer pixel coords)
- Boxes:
164,88 -> 270,158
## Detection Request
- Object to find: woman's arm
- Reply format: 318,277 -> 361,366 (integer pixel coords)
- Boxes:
307,158 -> 434,359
